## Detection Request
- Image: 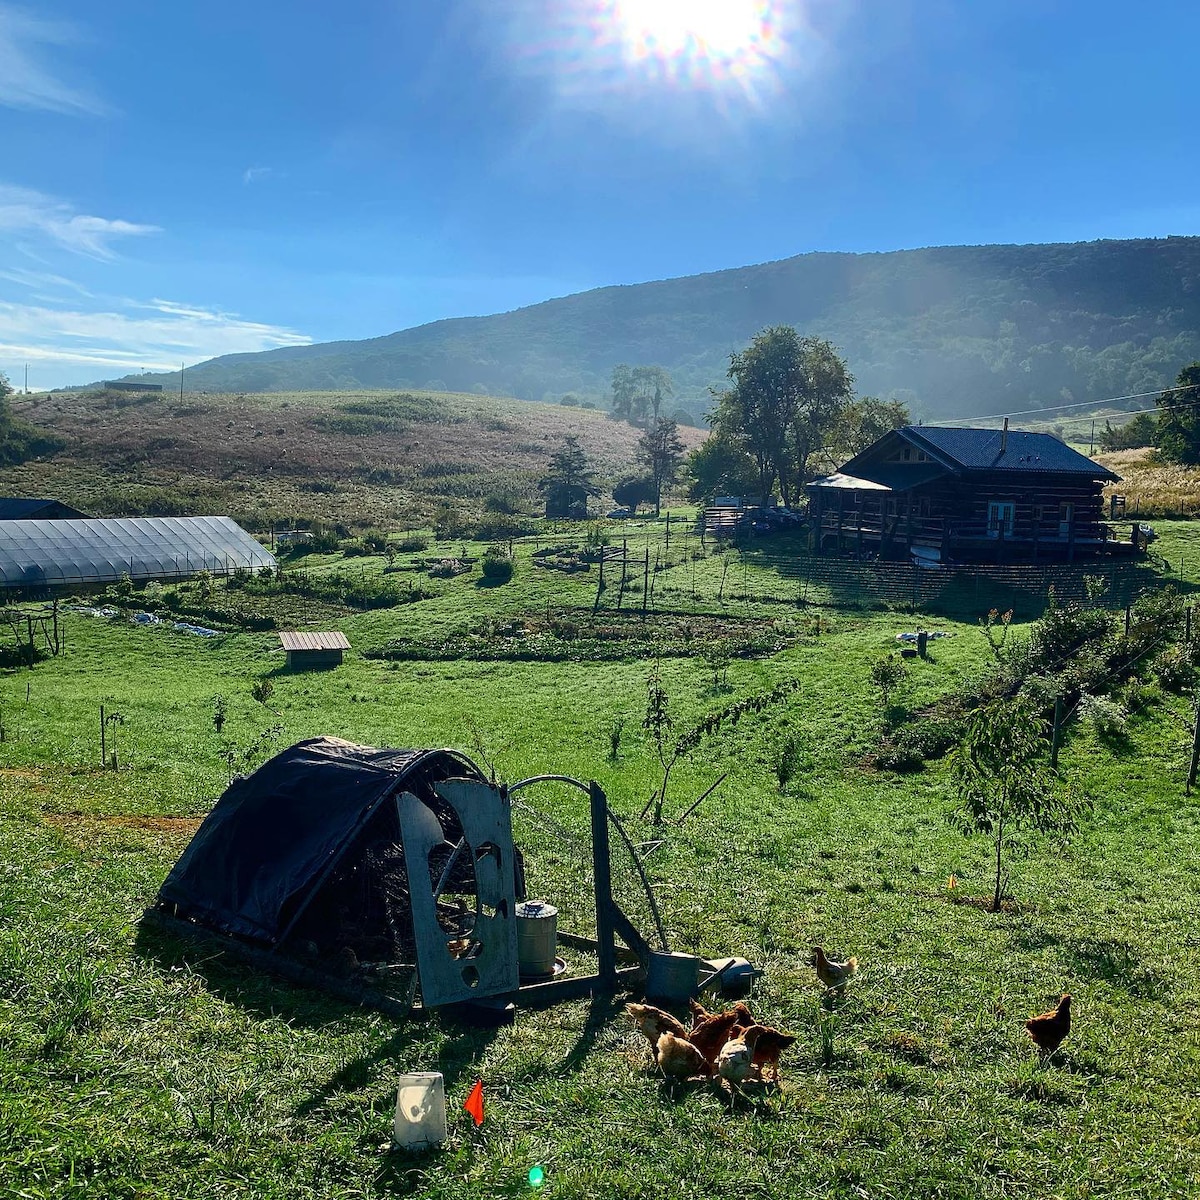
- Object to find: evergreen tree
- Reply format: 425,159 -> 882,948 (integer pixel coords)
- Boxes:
1155,362 -> 1200,464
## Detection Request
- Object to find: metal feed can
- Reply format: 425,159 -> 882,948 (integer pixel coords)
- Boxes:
515,900 -> 558,977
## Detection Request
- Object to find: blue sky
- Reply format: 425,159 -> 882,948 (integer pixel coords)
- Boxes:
2,0 -> 1198,389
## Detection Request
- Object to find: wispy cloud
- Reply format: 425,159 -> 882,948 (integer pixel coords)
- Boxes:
0,5 -> 106,115
0,184 -> 159,260
0,266 -> 93,297
0,297 -> 312,381
242,166 -> 273,185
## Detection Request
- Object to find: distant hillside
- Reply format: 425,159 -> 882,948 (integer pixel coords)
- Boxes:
132,238 -> 1200,419
3,389 -> 704,530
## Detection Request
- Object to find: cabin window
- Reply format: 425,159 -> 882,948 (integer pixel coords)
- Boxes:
886,498 -> 897,517
902,448 -> 911,460
918,496 -> 931,518
987,501 -> 1015,538
1059,502 -> 1074,534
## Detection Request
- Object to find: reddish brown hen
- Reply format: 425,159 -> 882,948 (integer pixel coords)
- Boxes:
1025,993 -> 1072,1056
744,1024 -> 798,1083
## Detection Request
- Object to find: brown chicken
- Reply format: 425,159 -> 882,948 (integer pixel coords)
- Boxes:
810,946 -> 858,990
625,1002 -> 689,1057
656,1031 -> 711,1080
745,1024 -> 798,1083
1025,993 -> 1072,1056
687,1008 -> 747,1068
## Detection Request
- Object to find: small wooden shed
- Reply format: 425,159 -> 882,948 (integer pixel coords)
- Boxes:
280,631 -> 350,670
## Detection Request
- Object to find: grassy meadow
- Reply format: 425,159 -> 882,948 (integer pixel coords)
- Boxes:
3,510 -> 1200,1198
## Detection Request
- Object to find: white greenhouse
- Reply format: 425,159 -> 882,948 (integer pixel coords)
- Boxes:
0,516 -> 275,590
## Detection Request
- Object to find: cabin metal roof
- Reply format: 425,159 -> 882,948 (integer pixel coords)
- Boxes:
831,425 -> 1120,485
279,631 -> 350,652
899,426 -> 1120,480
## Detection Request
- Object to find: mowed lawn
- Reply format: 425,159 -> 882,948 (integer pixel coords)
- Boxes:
3,540 -> 1200,1199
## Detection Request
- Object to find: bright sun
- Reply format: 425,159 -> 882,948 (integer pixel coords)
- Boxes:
611,0 -> 773,70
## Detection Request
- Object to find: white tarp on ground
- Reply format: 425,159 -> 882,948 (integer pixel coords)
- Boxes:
0,515 -> 274,589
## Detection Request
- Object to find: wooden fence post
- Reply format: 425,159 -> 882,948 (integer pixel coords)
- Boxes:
1188,694 -> 1200,795
1050,697 -> 1063,769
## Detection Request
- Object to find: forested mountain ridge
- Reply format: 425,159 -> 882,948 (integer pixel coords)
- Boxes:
134,238 -> 1200,419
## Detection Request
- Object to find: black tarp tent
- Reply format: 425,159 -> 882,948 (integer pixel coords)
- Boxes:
155,736 -> 487,951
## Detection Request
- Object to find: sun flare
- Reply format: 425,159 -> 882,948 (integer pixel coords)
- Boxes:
614,0 -> 766,57
609,0 -> 780,82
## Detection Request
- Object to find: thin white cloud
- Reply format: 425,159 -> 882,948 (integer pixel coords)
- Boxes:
0,5 -> 106,115
0,297 -> 312,382
242,166 -> 272,185
0,184 -> 159,260
0,266 -> 93,297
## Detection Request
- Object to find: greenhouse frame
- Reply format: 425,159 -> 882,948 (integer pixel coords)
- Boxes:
0,516 -> 275,590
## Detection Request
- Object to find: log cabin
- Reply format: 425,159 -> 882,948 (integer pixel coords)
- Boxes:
806,422 -> 1138,563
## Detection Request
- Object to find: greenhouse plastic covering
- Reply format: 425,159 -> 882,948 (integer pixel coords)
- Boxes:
0,516 -> 275,589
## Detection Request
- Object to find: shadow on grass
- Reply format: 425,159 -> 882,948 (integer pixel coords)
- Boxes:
1061,935 -> 1167,999
134,916 -> 420,1031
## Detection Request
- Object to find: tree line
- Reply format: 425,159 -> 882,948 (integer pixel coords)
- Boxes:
541,327 -> 912,517
1099,362 -> 1200,464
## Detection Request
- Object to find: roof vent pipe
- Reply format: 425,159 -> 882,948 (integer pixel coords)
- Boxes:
1001,417 -> 1008,455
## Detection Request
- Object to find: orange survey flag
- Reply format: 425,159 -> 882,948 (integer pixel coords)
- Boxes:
464,1079 -> 484,1126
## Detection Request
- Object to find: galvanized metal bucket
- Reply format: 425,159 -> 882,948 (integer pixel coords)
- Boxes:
645,950 -> 703,1004
515,900 -> 558,977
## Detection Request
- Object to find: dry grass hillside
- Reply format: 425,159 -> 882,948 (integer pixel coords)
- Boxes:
1097,447 -> 1200,518
1,389 -> 706,530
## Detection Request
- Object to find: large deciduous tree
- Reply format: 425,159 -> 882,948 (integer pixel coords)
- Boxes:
539,435 -> 600,519
610,364 -> 673,426
711,327 -> 853,506
833,397 -> 912,459
684,435 -> 760,504
637,419 -> 685,516
1155,362 -> 1200,464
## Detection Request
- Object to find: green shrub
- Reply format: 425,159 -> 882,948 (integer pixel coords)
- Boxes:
1079,693 -> 1128,739
395,533 -> 429,553
362,529 -> 389,553
481,548 -> 514,583
306,523 -> 340,554
475,511 -> 528,541
1154,645 -> 1195,692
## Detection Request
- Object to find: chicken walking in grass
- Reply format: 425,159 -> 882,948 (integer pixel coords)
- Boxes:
716,1028 -> 758,1089
746,1024 -> 797,1084
810,945 -> 858,991
656,1031 -> 711,1081
625,1002 -> 689,1060
1025,993 -> 1072,1059
687,1000 -> 755,1070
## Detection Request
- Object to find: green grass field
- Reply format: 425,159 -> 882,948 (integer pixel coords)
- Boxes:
4,522 -> 1200,1198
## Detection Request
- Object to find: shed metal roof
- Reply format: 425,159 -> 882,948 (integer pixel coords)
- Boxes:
279,631 -> 350,652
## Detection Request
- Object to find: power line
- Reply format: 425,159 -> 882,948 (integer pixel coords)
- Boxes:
937,381 -> 1200,428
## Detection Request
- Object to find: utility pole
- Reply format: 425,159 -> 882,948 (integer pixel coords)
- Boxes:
1089,419 -> 1095,455
24,363 -> 29,394
180,361 -> 185,403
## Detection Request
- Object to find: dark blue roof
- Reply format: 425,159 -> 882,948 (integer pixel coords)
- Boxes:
901,427 -> 1119,480
0,497 -> 89,520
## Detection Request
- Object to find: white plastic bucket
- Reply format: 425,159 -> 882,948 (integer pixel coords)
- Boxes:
393,1072 -> 447,1149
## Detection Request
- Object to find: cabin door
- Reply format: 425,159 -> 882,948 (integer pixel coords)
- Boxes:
987,501 -> 1015,539
1059,503 -> 1074,537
